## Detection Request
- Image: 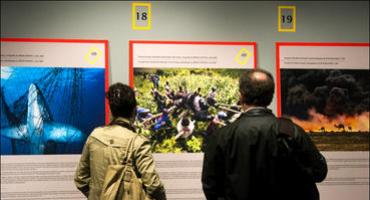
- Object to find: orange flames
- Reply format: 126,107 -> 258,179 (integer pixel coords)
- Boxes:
289,109 -> 370,133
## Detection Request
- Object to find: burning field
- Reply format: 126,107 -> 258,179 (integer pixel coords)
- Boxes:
281,69 -> 369,151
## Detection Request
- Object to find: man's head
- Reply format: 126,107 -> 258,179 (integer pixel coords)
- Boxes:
239,69 -> 275,107
181,118 -> 190,127
106,83 -> 137,119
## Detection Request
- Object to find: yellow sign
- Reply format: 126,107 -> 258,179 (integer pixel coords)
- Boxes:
278,6 -> 296,32
132,2 -> 152,30
235,48 -> 251,65
84,47 -> 102,65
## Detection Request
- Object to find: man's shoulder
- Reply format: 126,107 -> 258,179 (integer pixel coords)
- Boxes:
214,115 -> 244,136
89,126 -> 106,138
221,112 -> 279,138
277,117 -> 307,138
234,111 -> 275,125
90,125 -> 132,136
134,134 -> 150,144
89,125 -> 138,145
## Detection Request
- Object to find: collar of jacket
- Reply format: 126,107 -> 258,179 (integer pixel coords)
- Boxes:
241,107 -> 274,117
114,117 -> 131,124
110,117 -> 136,132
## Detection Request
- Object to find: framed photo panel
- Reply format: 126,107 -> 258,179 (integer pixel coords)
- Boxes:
1,38 -> 109,155
130,40 -> 256,153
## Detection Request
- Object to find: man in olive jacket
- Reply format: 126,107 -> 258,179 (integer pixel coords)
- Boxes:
75,83 -> 166,200
202,69 -> 327,200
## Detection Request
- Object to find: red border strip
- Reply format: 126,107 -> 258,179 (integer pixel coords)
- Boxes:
104,40 -> 110,124
1,37 -> 110,124
275,42 -> 370,117
276,43 -> 281,117
254,44 -> 258,68
129,40 -> 256,46
276,42 -> 369,47
129,41 -> 134,87
129,40 -> 257,87
0,38 -> 108,43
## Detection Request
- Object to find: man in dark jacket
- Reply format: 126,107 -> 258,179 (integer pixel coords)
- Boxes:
201,69 -> 327,200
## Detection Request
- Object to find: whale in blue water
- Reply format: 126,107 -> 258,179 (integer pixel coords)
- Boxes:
1,83 -> 85,154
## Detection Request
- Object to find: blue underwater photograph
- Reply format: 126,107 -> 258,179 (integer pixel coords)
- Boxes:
1,67 -> 106,155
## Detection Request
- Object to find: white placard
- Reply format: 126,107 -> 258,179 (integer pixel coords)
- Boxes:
1,41 -> 106,68
279,45 -> 369,69
132,42 -> 256,69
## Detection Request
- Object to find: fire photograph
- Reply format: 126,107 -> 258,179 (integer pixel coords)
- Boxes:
281,69 -> 369,151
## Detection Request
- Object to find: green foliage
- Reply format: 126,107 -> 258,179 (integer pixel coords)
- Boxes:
134,76 -> 157,112
153,137 -> 183,153
186,136 -> 203,152
134,122 -> 151,137
134,68 -> 243,153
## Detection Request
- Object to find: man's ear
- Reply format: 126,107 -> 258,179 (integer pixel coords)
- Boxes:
239,91 -> 244,105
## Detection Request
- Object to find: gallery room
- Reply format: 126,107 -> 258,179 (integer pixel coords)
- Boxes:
1,1 -> 369,200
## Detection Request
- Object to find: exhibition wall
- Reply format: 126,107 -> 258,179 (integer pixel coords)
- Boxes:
1,1 -> 369,113
1,1 -> 369,200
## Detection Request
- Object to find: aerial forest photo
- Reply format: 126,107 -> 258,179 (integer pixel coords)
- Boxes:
133,68 -> 244,153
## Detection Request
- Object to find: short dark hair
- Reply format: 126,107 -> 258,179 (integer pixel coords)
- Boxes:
106,83 -> 137,118
181,118 -> 190,127
239,69 -> 275,107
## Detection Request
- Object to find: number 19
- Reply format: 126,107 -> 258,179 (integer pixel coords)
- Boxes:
281,15 -> 293,23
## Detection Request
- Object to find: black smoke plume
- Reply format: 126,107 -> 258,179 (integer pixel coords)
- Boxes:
281,69 -> 369,119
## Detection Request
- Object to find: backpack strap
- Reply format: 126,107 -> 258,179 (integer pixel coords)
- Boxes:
122,134 -> 137,166
277,117 -> 296,138
276,117 -> 297,157
109,117 -> 137,165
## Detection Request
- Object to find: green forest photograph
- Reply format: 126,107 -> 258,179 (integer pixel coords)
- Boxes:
133,68 -> 244,153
